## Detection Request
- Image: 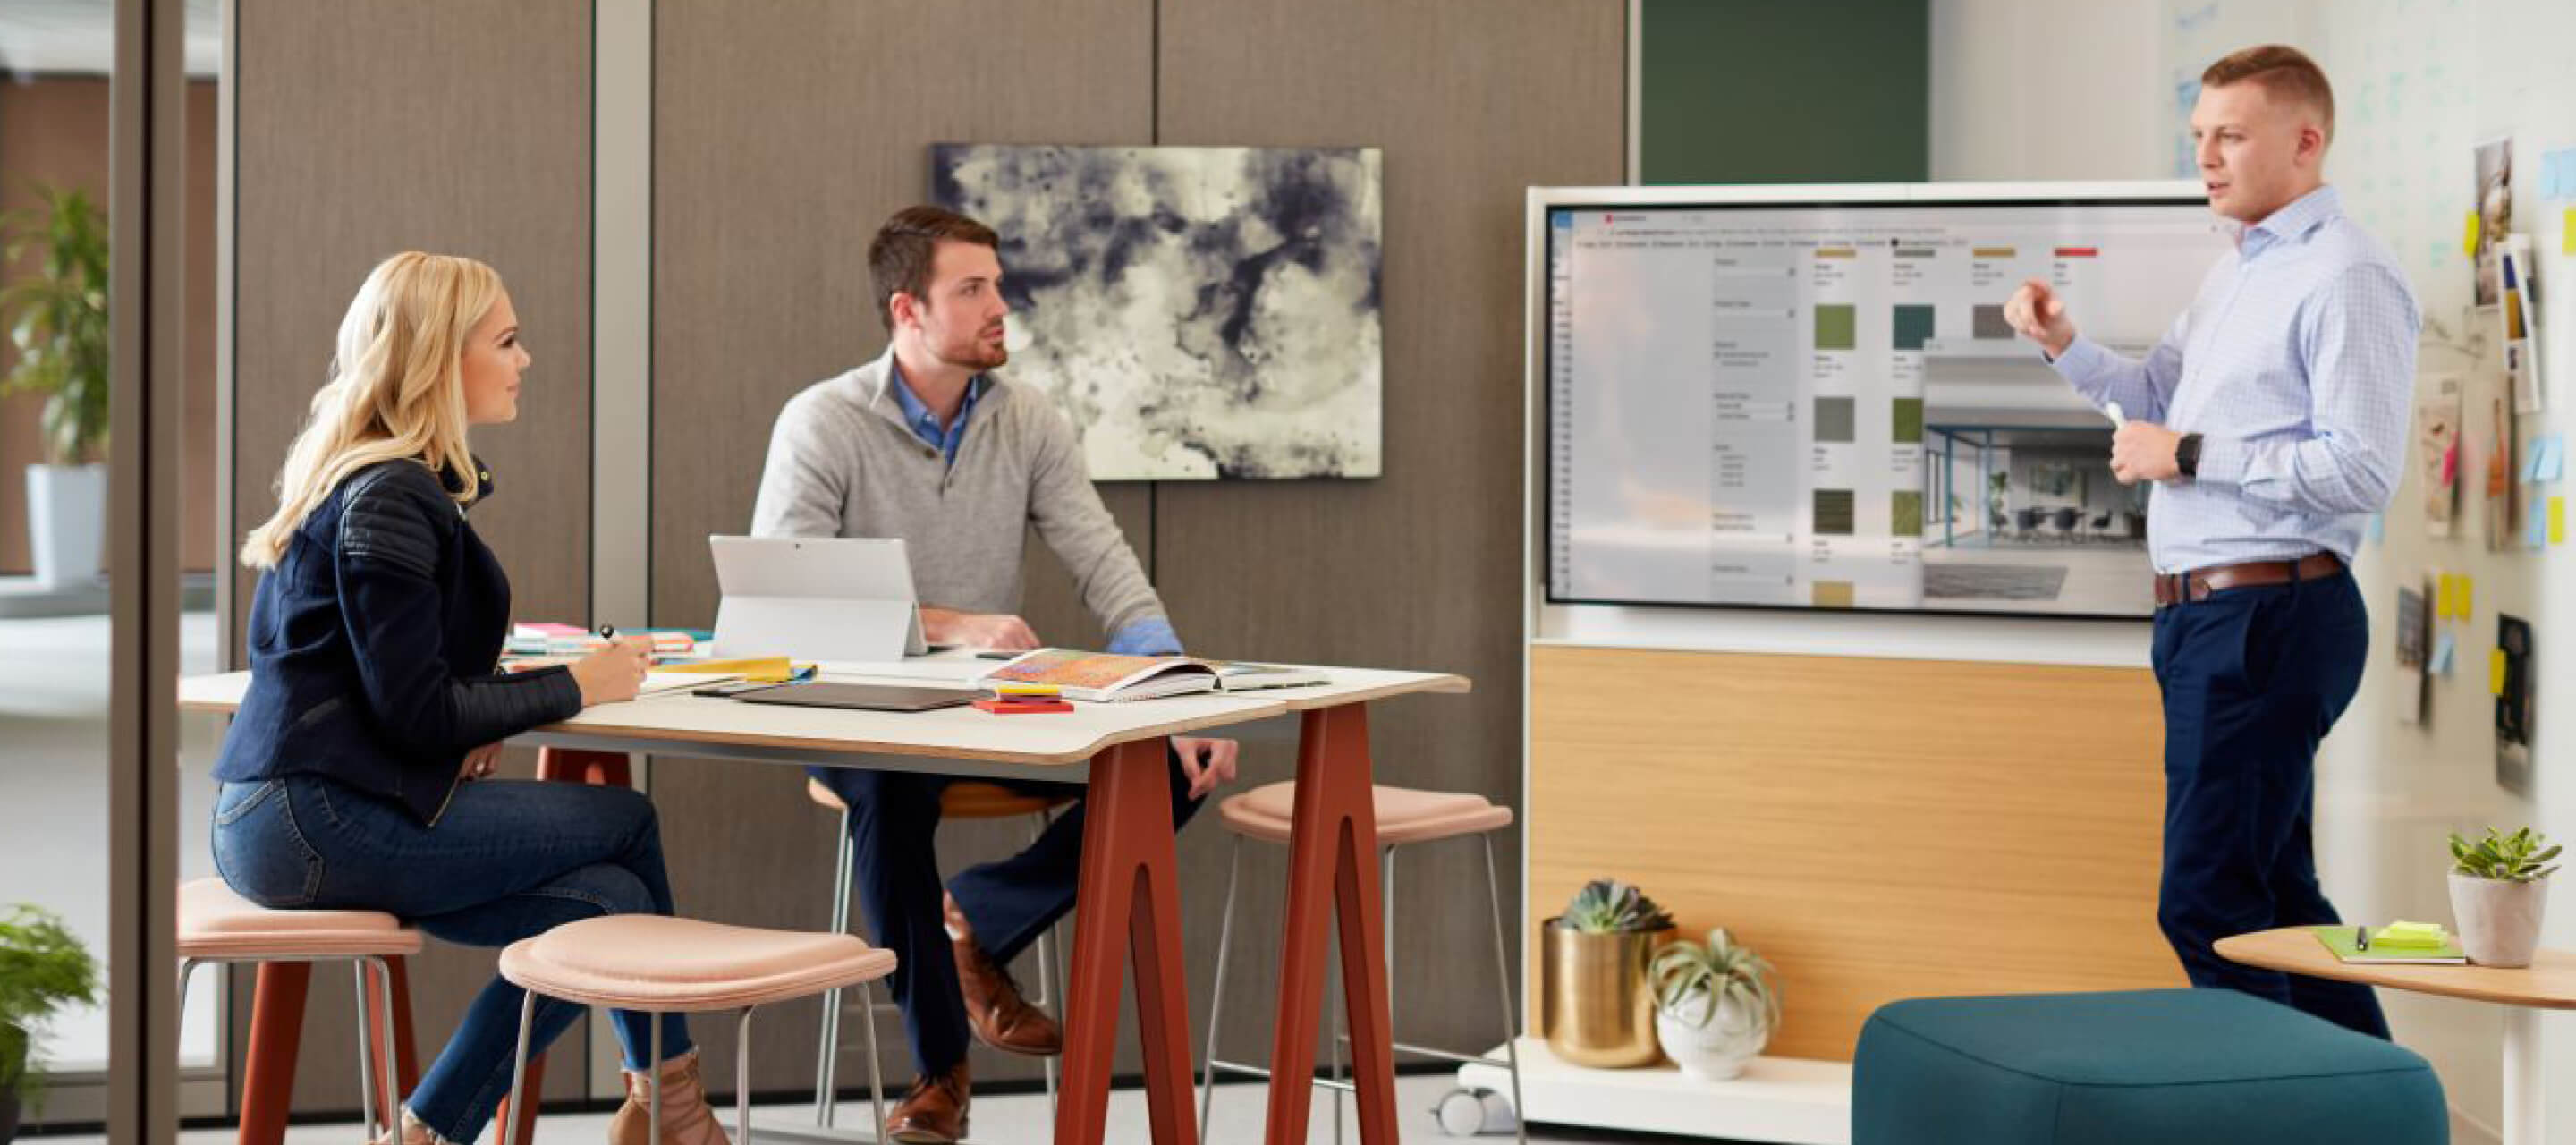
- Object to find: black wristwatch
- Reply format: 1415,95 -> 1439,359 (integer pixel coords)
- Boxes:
2175,432 -> 2204,479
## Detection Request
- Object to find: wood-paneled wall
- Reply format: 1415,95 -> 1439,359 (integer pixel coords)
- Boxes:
1528,645 -> 2186,1063
230,0 -> 594,1110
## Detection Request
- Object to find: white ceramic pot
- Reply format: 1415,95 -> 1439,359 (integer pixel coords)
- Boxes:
1653,990 -> 1771,1081
25,463 -> 106,588
2450,872 -> 2549,968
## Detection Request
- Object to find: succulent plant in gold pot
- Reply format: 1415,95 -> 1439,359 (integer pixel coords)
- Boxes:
1540,879 -> 1674,1068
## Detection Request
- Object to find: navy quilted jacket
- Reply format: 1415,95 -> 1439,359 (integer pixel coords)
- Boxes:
212,457 -> 582,825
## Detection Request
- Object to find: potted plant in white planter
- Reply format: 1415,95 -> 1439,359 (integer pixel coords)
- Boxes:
0,904 -> 101,1143
2448,827 -> 2559,968
1649,928 -> 1781,1081
1,185 -> 113,589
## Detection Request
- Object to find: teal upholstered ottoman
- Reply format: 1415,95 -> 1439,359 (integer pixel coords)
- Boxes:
1854,988 -> 2446,1144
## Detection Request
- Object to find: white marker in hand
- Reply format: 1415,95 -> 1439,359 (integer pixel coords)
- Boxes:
2105,402 -> 2127,428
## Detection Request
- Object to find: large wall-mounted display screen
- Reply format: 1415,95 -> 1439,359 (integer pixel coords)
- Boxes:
1541,191 -> 2230,618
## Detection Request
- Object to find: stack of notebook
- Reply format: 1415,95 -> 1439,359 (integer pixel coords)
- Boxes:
2311,921 -> 2467,964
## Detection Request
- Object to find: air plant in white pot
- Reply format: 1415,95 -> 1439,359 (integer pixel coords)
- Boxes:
1648,927 -> 1780,1081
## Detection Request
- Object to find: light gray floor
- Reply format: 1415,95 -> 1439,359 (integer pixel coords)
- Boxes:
35,1073 -> 1660,1144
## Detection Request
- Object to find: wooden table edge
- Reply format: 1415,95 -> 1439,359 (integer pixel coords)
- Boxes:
2215,929 -> 2576,1010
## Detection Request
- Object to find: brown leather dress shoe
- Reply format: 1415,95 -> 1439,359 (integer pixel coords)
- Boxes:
884,1063 -> 970,1145
945,892 -> 1063,1056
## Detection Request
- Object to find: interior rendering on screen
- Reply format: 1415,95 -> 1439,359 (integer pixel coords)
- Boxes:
1543,197 -> 2230,618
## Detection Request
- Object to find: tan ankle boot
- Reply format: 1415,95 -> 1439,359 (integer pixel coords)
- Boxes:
607,1050 -> 733,1145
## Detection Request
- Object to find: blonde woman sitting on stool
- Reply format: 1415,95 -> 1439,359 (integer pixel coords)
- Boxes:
211,252 -> 723,1145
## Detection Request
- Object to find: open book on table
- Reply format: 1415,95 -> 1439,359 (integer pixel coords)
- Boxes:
975,649 -> 1330,702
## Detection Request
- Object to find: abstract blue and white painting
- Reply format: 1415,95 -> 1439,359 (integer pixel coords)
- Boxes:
932,144 -> 1383,479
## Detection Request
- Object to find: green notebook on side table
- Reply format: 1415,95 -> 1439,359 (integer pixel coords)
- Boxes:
2311,925 -> 2468,965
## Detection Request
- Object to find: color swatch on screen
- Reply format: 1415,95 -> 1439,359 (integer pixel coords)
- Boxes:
1892,491 -> 1924,537
1893,305 -> 1936,351
1814,489 -> 1856,535
1815,397 -> 1857,443
1815,305 -> 1858,351
1892,397 -> 1925,443
1974,303 -> 2012,339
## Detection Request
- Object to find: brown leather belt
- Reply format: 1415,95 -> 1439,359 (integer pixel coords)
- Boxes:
2153,552 -> 2345,607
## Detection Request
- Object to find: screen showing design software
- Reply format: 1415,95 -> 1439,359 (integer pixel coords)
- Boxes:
1544,198 -> 2230,618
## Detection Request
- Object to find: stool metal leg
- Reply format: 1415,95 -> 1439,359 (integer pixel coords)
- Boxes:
1481,836 -> 1527,1144
500,989 -> 539,1145
859,980 -> 889,1139
352,962 -> 379,1141
368,957 -> 403,1141
735,1008 -> 757,1145
1197,835 -> 1244,1136
815,805 -> 855,1127
1029,810 -> 1060,1113
649,1002 -> 665,1145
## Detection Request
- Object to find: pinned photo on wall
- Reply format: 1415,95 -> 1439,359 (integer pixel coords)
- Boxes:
2417,374 -> 2462,539
2495,615 -> 2534,795
2497,235 -> 2544,414
2394,579 -> 2431,725
2483,394 -> 2517,553
2474,137 -> 2513,308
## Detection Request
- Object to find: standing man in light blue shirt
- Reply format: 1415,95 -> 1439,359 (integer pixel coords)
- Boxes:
2004,44 -> 2414,1039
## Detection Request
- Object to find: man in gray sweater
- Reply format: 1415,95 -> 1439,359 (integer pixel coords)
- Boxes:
750,206 -> 1238,1143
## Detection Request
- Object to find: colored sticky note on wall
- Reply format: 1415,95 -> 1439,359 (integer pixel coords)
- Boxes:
2433,633 -> 2457,674
2460,577 -> 2474,617
2369,513 -> 2386,544
2529,499 -> 2549,549
2466,210 -> 2483,255
2491,649 -> 2508,696
2566,208 -> 2576,256
2554,497 -> 2567,545
2538,437 -> 2566,483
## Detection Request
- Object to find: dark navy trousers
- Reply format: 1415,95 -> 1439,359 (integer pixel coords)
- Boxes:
2149,565 -> 2388,1039
811,742 -> 1205,1076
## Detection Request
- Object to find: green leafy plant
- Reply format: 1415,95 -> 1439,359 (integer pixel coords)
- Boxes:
0,184 -> 113,466
1554,879 -> 1673,934
0,904 -> 101,1109
1650,927 -> 1781,1031
2450,827 -> 2562,883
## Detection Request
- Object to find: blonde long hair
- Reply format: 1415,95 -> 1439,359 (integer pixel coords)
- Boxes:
240,252 -> 503,569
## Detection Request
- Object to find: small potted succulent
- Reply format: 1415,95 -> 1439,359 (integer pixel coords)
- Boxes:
1650,928 -> 1781,1081
2449,827 -> 2558,968
1541,879 -> 1674,1068
0,905 -> 101,1142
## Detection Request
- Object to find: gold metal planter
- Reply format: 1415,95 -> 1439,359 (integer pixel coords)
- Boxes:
1539,920 -> 1672,1067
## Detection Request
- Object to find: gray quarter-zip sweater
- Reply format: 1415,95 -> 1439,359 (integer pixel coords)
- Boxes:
749,349 -> 1170,639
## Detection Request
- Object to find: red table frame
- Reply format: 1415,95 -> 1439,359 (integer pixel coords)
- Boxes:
226,701 -> 1409,1145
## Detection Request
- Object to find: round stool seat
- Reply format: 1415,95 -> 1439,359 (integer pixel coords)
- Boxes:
805,776 -> 1073,820
1218,782 -> 1514,847
498,915 -> 895,1012
178,878 -> 421,960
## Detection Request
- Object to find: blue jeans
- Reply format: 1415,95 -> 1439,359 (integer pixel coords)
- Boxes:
811,742 -> 1204,1077
211,774 -> 695,1144
2150,567 -> 2388,1039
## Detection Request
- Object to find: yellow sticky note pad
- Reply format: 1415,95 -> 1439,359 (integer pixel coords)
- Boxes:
2554,497 -> 2567,545
2566,208 -> 2576,256
2466,210 -> 2482,256
2462,577 -> 2474,616
2437,573 -> 2461,618
2492,649 -> 2508,696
